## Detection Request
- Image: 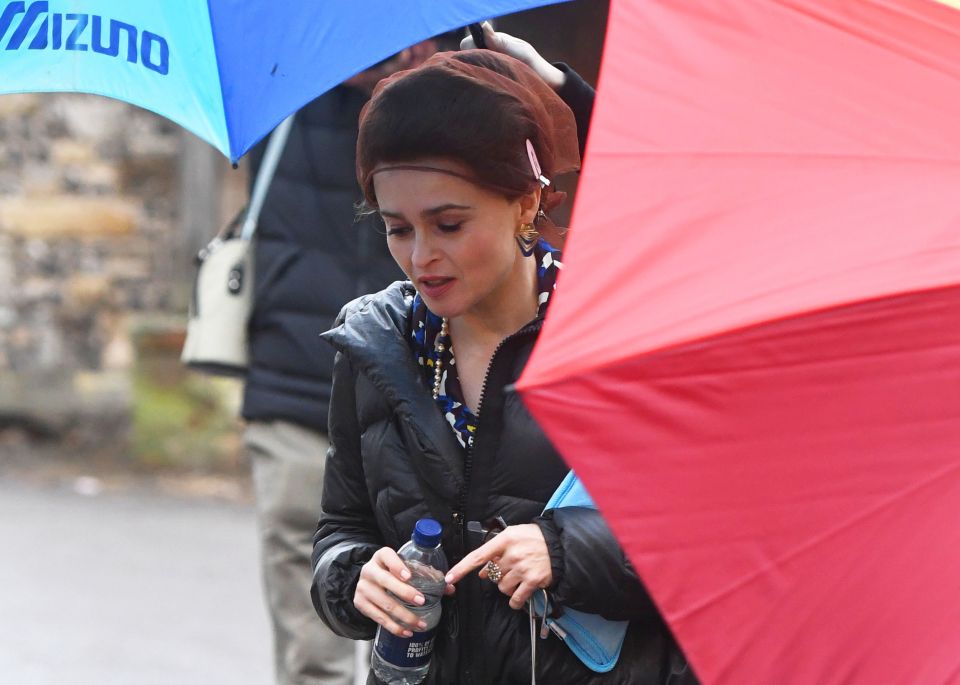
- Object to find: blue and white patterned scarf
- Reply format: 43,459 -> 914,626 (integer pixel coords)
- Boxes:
410,239 -> 562,449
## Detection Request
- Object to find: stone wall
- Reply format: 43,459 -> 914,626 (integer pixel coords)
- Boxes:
0,92 -> 244,463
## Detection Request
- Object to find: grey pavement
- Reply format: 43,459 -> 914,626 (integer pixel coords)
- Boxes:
0,477 -> 274,684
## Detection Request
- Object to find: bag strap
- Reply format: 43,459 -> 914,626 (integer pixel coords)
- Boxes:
239,114 -> 295,241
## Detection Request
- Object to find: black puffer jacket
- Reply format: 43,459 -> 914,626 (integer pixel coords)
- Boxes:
311,282 -> 690,684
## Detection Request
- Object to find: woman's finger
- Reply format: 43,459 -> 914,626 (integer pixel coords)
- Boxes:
496,568 -> 524,598
356,580 -> 426,631
365,563 -> 425,608
372,547 -> 412,582
354,593 -> 417,638
353,547 -> 429,630
509,579 -> 541,610
476,556 -> 500,581
364,549 -> 421,605
445,533 -> 509,584
375,590 -> 427,631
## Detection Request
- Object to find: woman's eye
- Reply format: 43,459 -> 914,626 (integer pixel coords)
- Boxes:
438,223 -> 462,233
385,225 -> 411,237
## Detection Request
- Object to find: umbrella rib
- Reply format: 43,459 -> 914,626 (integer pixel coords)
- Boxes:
771,0 -> 960,79
940,657 -> 960,685
669,459 -> 960,623
203,0 -> 231,159
526,281 -> 960,390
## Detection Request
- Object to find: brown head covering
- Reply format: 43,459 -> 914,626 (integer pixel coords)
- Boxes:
356,50 -> 580,214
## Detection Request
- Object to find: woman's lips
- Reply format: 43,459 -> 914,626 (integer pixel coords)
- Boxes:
418,277 -> 454,298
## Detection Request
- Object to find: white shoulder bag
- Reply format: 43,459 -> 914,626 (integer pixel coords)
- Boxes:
180,115 -> 294,376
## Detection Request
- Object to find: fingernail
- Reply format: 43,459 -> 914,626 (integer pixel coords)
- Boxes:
418,621 -> 427,630
444,573 -> 453,583
403,630 -> 413,637
401,569 -> 411,580
414,594 -> 425,605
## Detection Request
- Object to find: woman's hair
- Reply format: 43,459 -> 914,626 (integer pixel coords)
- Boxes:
356,50 -> 579,208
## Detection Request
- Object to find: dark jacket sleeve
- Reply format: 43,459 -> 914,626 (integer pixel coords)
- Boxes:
310,349 -> 381,640
534,507 -> 660,622
554,63 -> 595,159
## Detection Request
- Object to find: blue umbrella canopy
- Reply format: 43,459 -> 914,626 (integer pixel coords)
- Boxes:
0,0 -> 567,161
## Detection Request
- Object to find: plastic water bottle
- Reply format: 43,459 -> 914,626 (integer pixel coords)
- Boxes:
371,518 -> 448,685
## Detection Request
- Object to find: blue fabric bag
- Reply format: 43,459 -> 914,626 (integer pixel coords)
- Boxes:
531,471 -> 629,673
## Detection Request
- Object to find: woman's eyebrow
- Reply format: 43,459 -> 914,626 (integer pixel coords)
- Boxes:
422,204 -> 472,217
380,204 -> 472,221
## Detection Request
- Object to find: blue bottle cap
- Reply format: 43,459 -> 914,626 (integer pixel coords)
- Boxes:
412,518 -> 442,547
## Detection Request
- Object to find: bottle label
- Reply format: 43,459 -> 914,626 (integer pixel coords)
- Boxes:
374,627 -> 437,668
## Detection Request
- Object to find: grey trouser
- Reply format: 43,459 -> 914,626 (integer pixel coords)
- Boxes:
245,420 -> 365,685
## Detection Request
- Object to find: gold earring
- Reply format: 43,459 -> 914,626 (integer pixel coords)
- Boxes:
516,222 -> 539,257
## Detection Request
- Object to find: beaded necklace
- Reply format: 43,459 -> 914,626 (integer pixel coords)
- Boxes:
432,318 -> 450,400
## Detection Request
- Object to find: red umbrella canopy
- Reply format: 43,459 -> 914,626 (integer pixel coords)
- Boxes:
518,1 -> 960,683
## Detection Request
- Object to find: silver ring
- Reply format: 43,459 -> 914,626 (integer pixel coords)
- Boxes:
484,560 -> 502,584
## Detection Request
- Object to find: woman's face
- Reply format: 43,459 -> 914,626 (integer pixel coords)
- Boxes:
374,158 -> 538,321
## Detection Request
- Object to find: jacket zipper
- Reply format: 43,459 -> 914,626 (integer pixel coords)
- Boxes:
452,320 -> 542,685
453,319 -> 543,549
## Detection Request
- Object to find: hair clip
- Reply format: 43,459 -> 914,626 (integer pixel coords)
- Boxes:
526,139 -> 551,187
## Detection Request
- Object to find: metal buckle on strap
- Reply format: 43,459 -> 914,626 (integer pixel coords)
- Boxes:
465,515 -> 507,551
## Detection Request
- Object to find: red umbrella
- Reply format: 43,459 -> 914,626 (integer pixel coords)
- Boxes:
518,1 -> 960,683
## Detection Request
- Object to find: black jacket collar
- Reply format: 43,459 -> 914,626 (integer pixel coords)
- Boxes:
322,282 -> 466,490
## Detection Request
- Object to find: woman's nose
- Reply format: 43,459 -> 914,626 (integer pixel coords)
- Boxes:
411,232 -> 438,270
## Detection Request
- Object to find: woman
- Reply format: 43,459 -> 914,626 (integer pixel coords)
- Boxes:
311,48 -> 692,684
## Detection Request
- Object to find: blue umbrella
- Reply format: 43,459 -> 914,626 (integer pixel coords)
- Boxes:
0,0 -> 567,161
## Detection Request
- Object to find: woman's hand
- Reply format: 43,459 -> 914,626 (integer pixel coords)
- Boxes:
445,523 -> 553,610
354,547 -> 434,637
460,22 -> 567,91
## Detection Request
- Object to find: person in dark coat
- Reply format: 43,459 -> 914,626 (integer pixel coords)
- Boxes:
311,48 -> 694,685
